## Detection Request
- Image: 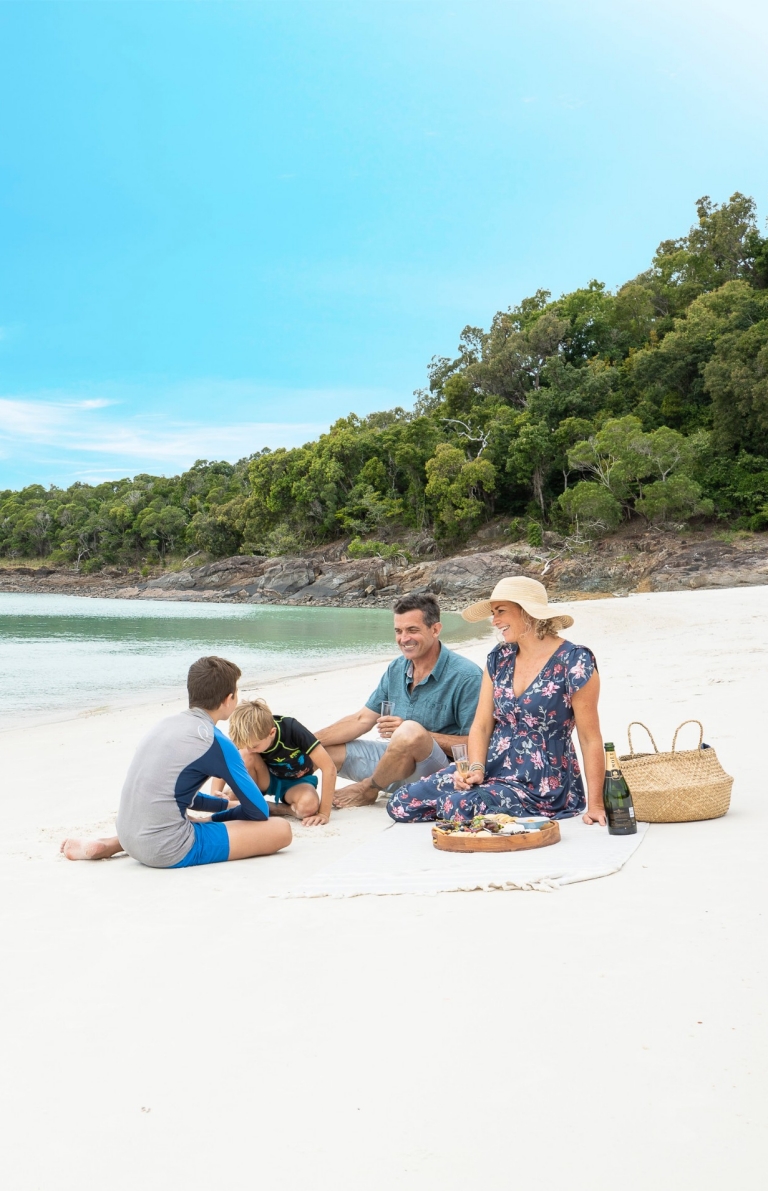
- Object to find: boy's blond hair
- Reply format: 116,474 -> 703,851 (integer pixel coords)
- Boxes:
229,699 -> 276,748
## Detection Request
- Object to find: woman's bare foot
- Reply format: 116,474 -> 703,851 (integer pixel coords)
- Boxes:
60,836 -> 124,861
332,780 -> 380,808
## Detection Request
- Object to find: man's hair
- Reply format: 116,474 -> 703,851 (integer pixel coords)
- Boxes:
187,656 -> 242,710
229,699 -> 276,748
392,592 -> 441,627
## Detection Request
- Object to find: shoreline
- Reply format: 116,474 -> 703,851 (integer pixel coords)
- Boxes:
3,525 -> 768,611
0,624 -> 494,734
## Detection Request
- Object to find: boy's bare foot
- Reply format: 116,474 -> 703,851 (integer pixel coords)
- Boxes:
60,836 -> 124,861
333,780 -> 380,808
186,809 -> 213,823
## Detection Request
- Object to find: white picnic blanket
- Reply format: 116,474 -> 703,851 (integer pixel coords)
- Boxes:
278,817 -> 650,897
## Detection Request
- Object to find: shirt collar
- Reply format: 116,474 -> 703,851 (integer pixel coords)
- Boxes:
404,642 -> 447,686
188,707 -> 215,724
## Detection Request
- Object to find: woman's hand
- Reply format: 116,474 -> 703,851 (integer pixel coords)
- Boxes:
453,768 -> 485,792
582,805 -> 606,826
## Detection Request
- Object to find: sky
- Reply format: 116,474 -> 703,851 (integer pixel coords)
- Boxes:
1,0 -> 767,490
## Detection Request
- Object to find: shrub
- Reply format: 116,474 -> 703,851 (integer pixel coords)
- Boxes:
558,482 -> 623,537
635,474 -> 714,523
526,521 -> 543,547
347,537 -> 412,562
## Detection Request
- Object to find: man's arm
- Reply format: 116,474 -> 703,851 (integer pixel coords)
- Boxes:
429,730 -> 469,756
316,706 -> 379,747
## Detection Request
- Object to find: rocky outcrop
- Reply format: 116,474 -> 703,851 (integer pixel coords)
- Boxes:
2,528 -> 768,607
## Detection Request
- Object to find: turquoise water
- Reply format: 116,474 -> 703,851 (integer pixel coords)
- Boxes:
0,594 -> 485,728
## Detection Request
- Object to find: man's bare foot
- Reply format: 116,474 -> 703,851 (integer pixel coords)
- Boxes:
60,836 -> 124,861
333,780 -> 381,808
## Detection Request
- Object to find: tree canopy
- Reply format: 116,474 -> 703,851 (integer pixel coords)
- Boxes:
3,192 -> 768,569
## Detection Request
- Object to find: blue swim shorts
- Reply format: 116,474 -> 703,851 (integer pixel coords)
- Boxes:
268,773 -> 318,804
171,821 -> 230,868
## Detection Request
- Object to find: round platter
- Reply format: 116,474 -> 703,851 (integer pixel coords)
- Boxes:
432,819 -> 561,852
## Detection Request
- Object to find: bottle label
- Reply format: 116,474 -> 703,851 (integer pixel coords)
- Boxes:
608,807 -> 634,829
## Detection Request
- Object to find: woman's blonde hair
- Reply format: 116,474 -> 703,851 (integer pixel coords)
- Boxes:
520,610 -> 568,640
229,699 -> 276,748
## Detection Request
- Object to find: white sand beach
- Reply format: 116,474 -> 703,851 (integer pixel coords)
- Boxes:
2,585 -> 767,1190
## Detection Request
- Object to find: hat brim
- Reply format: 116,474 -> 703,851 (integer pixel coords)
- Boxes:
461,598 -> 574,629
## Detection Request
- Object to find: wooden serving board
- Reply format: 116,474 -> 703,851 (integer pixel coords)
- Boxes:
432,820 -> 561,853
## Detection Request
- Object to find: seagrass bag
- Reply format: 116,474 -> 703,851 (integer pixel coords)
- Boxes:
618,720 -> 733,823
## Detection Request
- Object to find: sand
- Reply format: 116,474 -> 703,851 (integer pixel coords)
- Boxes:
2,585 -> 766,1190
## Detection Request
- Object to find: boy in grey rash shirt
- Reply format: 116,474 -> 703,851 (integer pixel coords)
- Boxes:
61,656 -> 292,868
115,704 -> 272,868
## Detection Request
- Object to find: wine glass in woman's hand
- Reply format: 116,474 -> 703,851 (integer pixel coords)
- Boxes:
453,767 -> 485,792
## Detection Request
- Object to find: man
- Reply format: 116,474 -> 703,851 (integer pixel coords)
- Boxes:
318,593 -> 483,808
60,656 -> 292,867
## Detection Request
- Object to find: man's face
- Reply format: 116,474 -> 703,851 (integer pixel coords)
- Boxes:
393,609 -> 441,661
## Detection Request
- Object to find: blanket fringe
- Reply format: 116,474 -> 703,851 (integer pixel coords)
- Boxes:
274,876 -> 561,898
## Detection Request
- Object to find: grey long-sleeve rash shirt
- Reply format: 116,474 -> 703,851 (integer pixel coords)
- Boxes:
115,707 -> 269,869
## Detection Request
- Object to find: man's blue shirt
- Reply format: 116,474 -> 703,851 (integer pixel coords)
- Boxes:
365,643 -> 482,737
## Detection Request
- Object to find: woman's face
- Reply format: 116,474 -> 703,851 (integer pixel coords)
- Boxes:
490,601 -> 529,643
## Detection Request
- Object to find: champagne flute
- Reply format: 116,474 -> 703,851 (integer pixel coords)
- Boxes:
379,701 -> 395,739
451,743 -> 470,777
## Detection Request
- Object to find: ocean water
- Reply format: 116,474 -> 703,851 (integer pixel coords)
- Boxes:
0,593 -> 486,729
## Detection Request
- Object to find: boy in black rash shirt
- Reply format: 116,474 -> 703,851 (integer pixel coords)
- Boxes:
211,699 -> 337,827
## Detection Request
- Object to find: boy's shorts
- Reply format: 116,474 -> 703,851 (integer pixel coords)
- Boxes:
268,773 -> 318,804
171,821 -> 230,868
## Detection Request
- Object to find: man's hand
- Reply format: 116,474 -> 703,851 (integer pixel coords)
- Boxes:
302,812 -> 330,827
377,715 -> 404,739
582,806 -> 606,826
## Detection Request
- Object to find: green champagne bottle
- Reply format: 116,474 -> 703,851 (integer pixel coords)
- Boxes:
602,743 -> 637,835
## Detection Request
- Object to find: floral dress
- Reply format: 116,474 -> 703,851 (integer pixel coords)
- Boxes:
387,640 -> 597,823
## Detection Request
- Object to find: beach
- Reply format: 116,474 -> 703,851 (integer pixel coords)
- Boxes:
2,585 -> 767,1190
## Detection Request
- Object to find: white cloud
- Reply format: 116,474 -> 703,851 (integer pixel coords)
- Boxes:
0,380 -> 408,486
0,398 -> 325,456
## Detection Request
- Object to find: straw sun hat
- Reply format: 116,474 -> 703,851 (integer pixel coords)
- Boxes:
461,576 -> 574,628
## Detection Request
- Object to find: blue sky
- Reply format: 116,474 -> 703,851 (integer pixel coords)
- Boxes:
1,0 -> 767,489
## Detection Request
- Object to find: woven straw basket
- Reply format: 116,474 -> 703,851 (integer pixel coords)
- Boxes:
619,720 -> 733,823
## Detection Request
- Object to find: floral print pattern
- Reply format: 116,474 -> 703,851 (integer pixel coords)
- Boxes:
387,640 -> 597,823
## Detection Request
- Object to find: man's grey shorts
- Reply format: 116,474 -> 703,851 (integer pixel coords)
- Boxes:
339,738 -> 449,791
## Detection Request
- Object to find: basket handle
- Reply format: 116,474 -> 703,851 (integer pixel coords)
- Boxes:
671,720 -> 704,752
626,722 -> 659,755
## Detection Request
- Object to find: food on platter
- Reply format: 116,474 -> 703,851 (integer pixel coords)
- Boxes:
431,815 -> 560,853
433,814 -> 550,835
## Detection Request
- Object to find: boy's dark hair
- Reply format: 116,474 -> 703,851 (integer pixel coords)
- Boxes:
392,592 -> 441,627
187,656 -> 242,710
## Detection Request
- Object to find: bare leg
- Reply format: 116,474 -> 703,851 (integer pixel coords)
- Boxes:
333,722 -> 437,808
224,817 -> 292,861
60,835 -> 125,861
283,783 -> 321,821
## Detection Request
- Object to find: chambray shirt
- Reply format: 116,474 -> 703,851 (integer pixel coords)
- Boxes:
365,644 -> 482,737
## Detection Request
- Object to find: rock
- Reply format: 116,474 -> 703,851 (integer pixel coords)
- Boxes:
426,552 -> 523,596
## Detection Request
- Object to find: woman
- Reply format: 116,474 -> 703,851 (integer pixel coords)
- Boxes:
387,577 -> 606,825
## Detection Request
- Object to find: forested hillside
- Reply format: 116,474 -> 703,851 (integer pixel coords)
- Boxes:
3,192 -> 768,571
